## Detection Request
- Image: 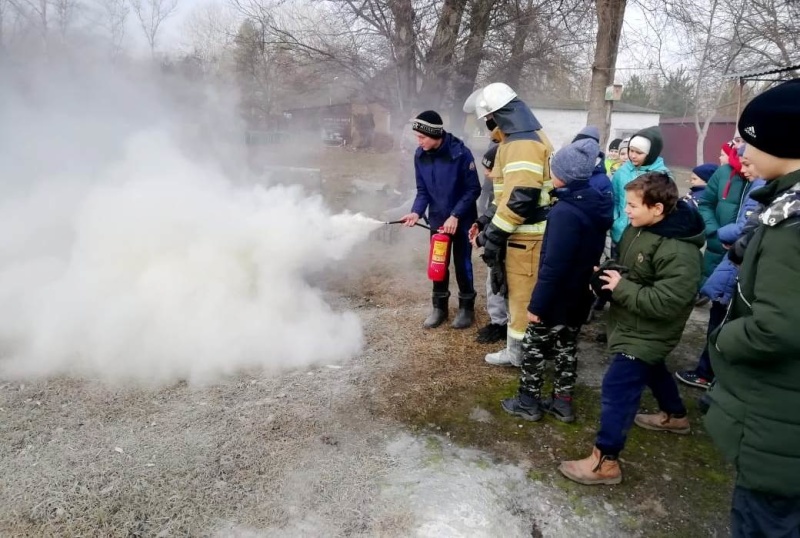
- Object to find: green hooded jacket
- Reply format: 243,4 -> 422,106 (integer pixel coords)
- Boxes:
705,170 -> 800,496
607,201 -> 705,364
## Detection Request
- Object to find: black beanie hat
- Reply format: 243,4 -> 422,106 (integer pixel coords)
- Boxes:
482,145 -> 498,170
738,79 -> 800,159
411,110 -> 444,139
608,138 -> 622,151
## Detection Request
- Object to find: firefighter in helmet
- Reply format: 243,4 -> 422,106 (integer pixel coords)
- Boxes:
464,83 -> 553,366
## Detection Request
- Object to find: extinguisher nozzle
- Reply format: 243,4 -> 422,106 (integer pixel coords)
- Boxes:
384,220 -> 430,230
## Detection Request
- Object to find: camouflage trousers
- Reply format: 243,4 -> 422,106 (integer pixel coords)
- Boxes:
520,323 -> 580,400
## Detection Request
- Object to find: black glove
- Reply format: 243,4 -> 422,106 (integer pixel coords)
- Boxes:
590,259 -> 629,302
480,236 -> 504,267
489,263 -> 508,296
475,214 -> 490,232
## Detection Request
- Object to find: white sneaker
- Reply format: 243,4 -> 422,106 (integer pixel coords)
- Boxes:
485,335 -> 523,366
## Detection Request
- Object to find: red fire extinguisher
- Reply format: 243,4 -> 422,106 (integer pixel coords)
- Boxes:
427,229 -> 451,282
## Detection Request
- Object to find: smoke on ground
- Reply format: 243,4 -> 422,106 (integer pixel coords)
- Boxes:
0,63 -> 383,385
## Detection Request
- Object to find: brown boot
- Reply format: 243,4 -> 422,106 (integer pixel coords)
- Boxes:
634,411 -> 691,434
558,447 -> 622,485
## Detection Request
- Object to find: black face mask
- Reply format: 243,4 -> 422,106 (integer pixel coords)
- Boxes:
485,118 -> 497,132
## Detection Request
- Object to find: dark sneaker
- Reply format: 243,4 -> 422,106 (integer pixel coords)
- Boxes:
675,370 -> 712,389
695,294 -> 711,307
543,396 -> 576,423
475,323 -> 507,344
501,397 -> 543,422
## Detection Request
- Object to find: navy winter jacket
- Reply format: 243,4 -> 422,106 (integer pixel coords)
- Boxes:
701,178 -> 766,305
528,180 -> 614,326
411,132 -> 481,231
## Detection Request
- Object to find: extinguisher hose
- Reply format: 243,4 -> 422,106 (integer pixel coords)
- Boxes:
385,220 -> 430,230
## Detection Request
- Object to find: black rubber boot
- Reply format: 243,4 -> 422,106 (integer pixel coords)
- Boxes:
451,292 -> 476,329
423,293 -> 449,329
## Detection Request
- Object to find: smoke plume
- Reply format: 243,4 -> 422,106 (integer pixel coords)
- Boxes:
0,63 -> 382,384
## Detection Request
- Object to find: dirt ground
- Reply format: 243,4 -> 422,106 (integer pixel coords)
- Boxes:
0,145 -> 732,537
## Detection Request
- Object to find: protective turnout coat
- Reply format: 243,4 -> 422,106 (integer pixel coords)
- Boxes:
479,99 -> 552,340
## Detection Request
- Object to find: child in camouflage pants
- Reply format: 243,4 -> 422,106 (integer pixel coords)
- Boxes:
501,136 -> 613,423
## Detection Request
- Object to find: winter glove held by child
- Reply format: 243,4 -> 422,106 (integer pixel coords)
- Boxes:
590,259 -> 629,301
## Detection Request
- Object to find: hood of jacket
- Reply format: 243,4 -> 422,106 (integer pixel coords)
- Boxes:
492,98 -> 543,142
647,199 -> 706,245
631,126 -> 664,166
755,170 -> 800,227
554,181 -> 614,229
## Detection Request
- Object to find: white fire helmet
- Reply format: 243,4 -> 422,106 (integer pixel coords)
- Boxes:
462,83 -> 517,119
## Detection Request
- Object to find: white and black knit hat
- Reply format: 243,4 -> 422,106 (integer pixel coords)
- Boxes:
411,110 -> 444,139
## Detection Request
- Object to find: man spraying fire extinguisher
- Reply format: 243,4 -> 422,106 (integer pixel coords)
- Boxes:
400,110 -> 482,329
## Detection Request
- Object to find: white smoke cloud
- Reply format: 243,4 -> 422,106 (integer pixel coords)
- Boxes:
0,64 -> 382,385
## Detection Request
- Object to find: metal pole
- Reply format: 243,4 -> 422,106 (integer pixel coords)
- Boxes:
736,78 -> 743,121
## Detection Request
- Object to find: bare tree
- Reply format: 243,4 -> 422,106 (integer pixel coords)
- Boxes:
630,0 -> 746,163
417,0 -> 468,108
95,0 -> 129,58
130,0 -> 178,58
7,0 -> 49,51
448,0 -> 496,135
182,1 -> 238,70
586,0 -> 627,146
387,0 -> 417,114
52,0 -> 79,43
730,0 -> 798,70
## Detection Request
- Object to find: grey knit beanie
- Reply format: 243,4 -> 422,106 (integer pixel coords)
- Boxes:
551,138 -> 599,185
572,125 -> 601,143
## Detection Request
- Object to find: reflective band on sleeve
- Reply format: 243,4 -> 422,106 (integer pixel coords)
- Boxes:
503,161 -> 544,175
515,223 -> 547,234
491,213 -> 517,233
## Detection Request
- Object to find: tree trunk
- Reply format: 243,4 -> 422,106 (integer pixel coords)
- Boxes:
694,114 -> 712,165
448,0 -> 495,137
505,0 -> 533,89
586,0 -> 627,147
388,0 -> 417,115
418,0 -> 468,110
